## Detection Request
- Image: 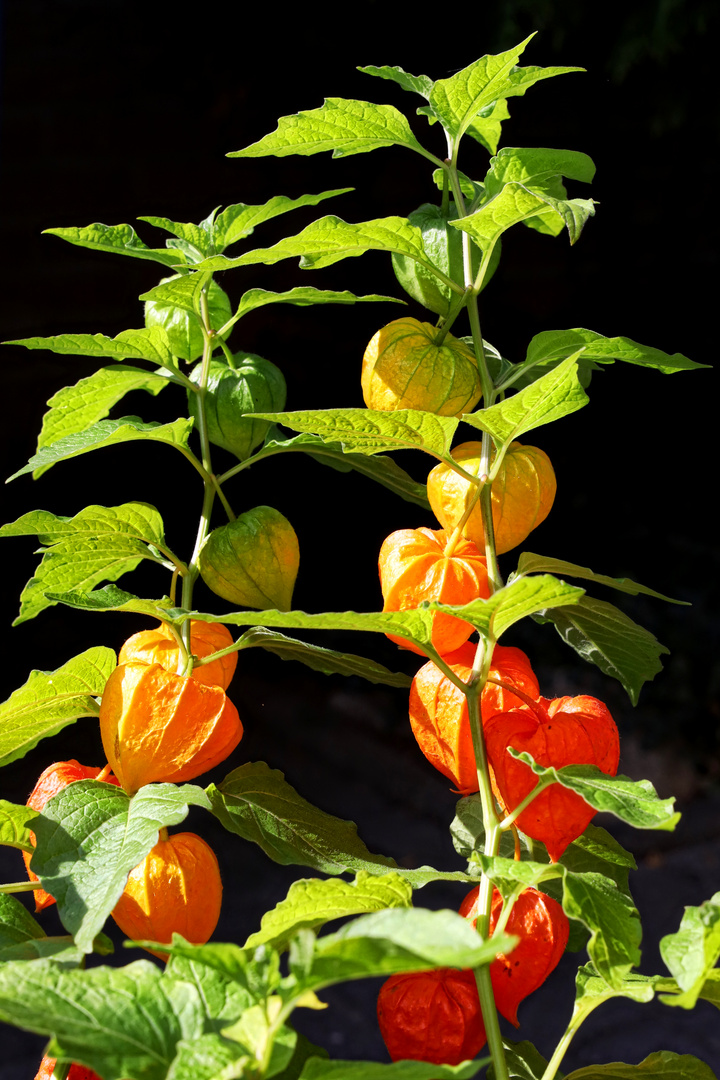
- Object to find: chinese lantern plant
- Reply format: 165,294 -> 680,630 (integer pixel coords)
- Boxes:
0,33 -> 714,1080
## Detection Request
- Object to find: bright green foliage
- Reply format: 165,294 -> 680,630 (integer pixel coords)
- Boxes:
0,800 -> 36,853
659,893 -> 720,1009
143,275 -> 232,361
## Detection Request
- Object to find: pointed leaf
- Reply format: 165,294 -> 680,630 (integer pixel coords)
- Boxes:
43,222 -> 186,267
165,1033 -> 249,1080
226,286 -> 402,332
7,415 -> 194,481
453,183 -> 595,252
572,965 -> 656,1035
237,627 -> 412,687
0,647 -> 115,767
245,872 -> 413,951
137,215 -> 213,257
36,366 -> 170,464
516,553 -> 687,605
432,574 -> 585,639
249,407 -> 458,457
520,327 -> 707,382
461,353 -> 588,445
139,270 -> 212,315
243,427 -> 430,508
0,957 -> 205,1080
6,325 -> 176,370
207,761 -> 397,875
0,501 -> 166,544
358,65 -> 435,100
429,38 -> 582,146
659,893 -> 720,1008
494,1038 -> 551,1080
507,751 -> 680,832
564,1052 -> 718,1080
485,147 -> 596,196
213,189 -> 352,249
31,780 -> 210,952
197,216 -> 442,276
0,799 -> 37,852
229,99 -> 432,160
539,594 -> 670,704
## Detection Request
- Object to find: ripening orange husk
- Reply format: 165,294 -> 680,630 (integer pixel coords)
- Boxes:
119,620 -> 237,689
378,526 -> 490,655
99,662 -> 243,793
427,441 -> 557,555
408,642 -> 541,794
112,831 -> 222,958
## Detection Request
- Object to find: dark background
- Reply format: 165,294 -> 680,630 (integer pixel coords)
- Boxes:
1,0 -> 719,1075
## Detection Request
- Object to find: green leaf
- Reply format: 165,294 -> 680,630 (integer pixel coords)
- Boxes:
451,793 -> 519,861
515,553 -> 687,605
42,585 -> 190,622
432,574 -> 585,639
0,957 -> 205,1080
300,1060 -> 487,1080
508,751 -> 681,832
0,893 -> 44,949
165,1032 -> 250,1080
32,780 -> 210,952
557,825 -> 636,893
198,216 -> 439,276
207,761 -> 397,876
453,184 -> 594,253
0,647 -> 115,767
302,908 -> 515,993
250,407 -> 459,457
429,38 -> 582,148
1,503 -> 173,624
139,270 -> 212,315
485,147 -> 595,196
520,327 -> 707,384
539,594 -> 670,704
5,324 -> 176,371
461,353 -> 588,445
212,189 -> 352,250
659,892 -> 720,1008
237,627 -> 412,687
7,415 -> 194,481
36,366 -> 170,465
564,1052 -> 719,1080
0,799 -> 36,852
224,286 -> 403,334
492,1038 -> 551,1080
571,966 -> 656,1041
245,872 -> 413,951
243,427 -> 431,508
229,99 -> 432,160
43,222 -> 187,268
358,65 -> 435,100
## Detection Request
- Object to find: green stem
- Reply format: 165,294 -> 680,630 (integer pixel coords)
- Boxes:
497,776 -> 553,831
540,1014 -> 586,1080
0,880 -> 41,894
50,1063 -> 71,1080
432,286 -> 471,347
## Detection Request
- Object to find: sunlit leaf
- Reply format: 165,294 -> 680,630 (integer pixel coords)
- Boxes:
43,222 -> 186,268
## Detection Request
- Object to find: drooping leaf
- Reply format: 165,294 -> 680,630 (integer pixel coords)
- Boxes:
212,189 -> 353,249
357,65 -> 435,100
137,214 -> 213,258
249,407 -> 459,457
515,553 -> 687,605
31,780 -> 210,952
36,366 -> 170,465
507,751 -> 680,833
564,1051 -> 718,1080
245,872 -> 413,951
0,957 -> 205,1080
0,799 -> 36,852
223,285 -> 403,334
453,184 -> 595,255
238,426 -> 431,508
460,353 -> 588,445
7,416 -> 195,481
492,1038 -> 551,1080
198,216 -> 448,278
207,761 -> 397,876
236,627 -> 412,687
6,325 -> 177,371
0,894 -> 44,950
429,39 -> 582,148
659,892 -> 720,1009
43,222 -> 187,268
484,147 -> 595,197
0,647 -> 115,767
538,594 -> 670,704
228,99 -> 435,161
